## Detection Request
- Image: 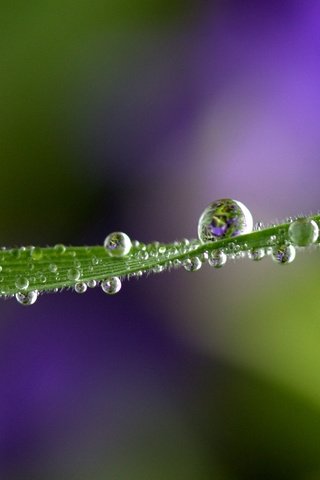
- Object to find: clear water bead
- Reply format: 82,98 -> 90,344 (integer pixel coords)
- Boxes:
67,268 -> 81,281
15,276 -> 29,290
104,232 -> 132,257
183,257 -> 202,272
198,199 -> 253,243
288,217 -> 319,246
15,290 -> 38,306
208,250 -> 227,268
87,279 -> 97,288
248,248 -> 265,261
31,247 -> 42,260
54,244 -> 66,255
101,276 -> 122,295
272,245 -> 296,264
75,282 -> 87,294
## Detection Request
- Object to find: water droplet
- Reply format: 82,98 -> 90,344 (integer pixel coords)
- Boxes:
183,257 -> 202,272
288,217 -> 319,246
49,263 -> 58,273
132,240 -> 140,248
15,290 -> 38,306
272,245 -> 296,264
15,276 -> 29,290
87,279 -> 97,288
153,264 -> 164,273
208,250 -> 227,268
74,282 -> 87,294
104,232 -> 132,257
248,248 -> 265,261
31,247 -> 42,260
39,275 -> 47,284
54,244 -> 66,255
158,246 -> 166,254
254,221 -> 264,231
198,199 -> 253,243
138,250 -> 149,261
101,276 -> 122,295
67,268 -> 81,281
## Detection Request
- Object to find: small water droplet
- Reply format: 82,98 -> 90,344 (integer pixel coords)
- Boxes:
74,282 -> 87,294
101,276 -> 122,295
15,290 -> 38,306
248,248 -> 265,261
198,199 -> 253,243
15,276 -> 29,290
138,250 -> 149,261
87,279 -> 97,288
183,257 -> 202,272
67,268 -> 81,281
288,217 -> 319,246
208,250 -> 227,268
54,244 -> 66,255
31,247 -> 42,260
39,275 -> 47,284
272,245 -> 296,264
254,221 -> 264,231
153,264 -> 164,273
49,263 -> 58,273
158,246 -> 166,254
104,232 -> 132,257
132,240 -> 140,248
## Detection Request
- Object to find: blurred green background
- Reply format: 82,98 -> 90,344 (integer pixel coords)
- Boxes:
1,1 -> 320,479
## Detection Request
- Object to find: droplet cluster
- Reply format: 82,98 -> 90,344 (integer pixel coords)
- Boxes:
0,202 -> 316,306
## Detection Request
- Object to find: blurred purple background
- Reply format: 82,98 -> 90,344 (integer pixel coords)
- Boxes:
1,1 -> 320,479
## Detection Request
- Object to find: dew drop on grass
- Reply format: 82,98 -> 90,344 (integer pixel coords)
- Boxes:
15,276 -> 29,290
101,276 -> 122,295
288,217 -> 319,246
208,250 -> 227,268
183,257 -> 202,272
248,248 -> 265,261
87,279 -> 97,288
54,244 -> 66,255
67,268 -> 81,281
15,290 -> 38,306
104,232 -> 132,257
31,247 -> 42,260
75,282 -> 87,294
198,199 -> 253,243
49,264 -> 58,273
272,245 -> 296,264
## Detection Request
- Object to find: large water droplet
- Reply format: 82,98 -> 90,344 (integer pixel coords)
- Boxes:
104,232 -> 132,257
101,276 -> 122,295
198,199 -> 253,243
288,217 -> 319,246
272,245 -> 296,264
183,257 -> 202,272
208,250 -> 227,268
15,290 -> 38,306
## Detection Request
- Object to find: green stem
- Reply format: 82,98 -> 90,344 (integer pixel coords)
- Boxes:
1,214 -> 320,296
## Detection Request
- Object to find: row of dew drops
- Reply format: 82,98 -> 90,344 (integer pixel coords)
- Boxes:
12,198 -> 320,306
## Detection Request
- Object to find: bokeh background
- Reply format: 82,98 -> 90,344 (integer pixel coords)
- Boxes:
1,1 -> 320,479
